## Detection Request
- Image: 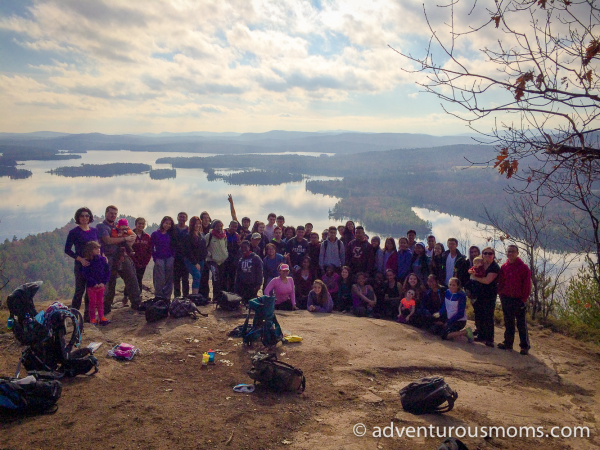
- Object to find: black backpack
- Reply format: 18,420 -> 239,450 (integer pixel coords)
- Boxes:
216,291 -> 242,311
169,298 -> 205,319
145,298 -> 170,323
247,352 -> 305,393
437,438 -> 469,450
0,371 -> 62,416
188,293 -> 210,307
399,377 -> 457,414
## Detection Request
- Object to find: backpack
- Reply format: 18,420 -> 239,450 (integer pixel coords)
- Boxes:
169,298 -> 204,319
0,371 -> 62,416
323,239 -> 342,256
216,291 -> 242,311
437,438 -> 469,450
399,377 -> 457,414
247,352 -> 305,393
145,299 -> 170,323
241,295 -> 283,347
7,283 -> 97,378
188,293 -> 210,307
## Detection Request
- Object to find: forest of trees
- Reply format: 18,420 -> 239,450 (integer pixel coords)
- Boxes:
149,168 -> 177,180
49,163 -> 152,178
205,168 -> 303,186
0,216 -> 159,303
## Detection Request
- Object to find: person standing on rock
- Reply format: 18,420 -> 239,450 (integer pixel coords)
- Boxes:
173,212 -> 190,298
151,216 -> 176,299
64,207 -> 99,321
96,205 -> 141,316
234,241 -> 263,304
469,246 -> 500,347
497,245 -> 532,355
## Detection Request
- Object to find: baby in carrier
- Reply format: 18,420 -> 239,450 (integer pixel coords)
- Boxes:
110,218 -> 135,266
465,256 -> 485,301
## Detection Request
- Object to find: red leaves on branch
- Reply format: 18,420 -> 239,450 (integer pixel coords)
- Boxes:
494,149 -> 519,178
583,40 -> 600,66
537,0 -> 547,8
513,72 -> 534,101
492,16 -> 501,28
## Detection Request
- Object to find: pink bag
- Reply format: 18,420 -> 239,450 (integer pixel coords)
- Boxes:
108,343 -> 139,360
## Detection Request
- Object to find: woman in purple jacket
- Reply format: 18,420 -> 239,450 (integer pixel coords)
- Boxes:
151,216 -> 176,299
64,207 -> 99,316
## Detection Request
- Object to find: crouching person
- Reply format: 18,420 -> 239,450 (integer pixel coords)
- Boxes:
431,278 -> 474,343
351,272 -> 376,317
234,241 -> 263,304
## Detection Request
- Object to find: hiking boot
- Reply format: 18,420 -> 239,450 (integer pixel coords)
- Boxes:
497,342 -> 513,351
122,296 -> 129,307
466,327 -> 474,343
520,348 -> 529,355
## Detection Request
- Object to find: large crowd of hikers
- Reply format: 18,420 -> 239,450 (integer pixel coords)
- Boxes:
64,196 -> 533,355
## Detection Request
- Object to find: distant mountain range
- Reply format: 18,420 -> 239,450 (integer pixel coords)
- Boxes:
0,130 -> 489,155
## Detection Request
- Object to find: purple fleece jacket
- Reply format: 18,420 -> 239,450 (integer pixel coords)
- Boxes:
81,255 -> 111,287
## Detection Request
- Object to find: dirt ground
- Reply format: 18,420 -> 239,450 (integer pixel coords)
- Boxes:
1,284 -> 599,450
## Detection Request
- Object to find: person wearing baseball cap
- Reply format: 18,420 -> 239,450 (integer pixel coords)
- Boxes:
264,263 -> 298,310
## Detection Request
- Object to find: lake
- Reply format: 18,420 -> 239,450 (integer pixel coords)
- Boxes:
0,149 -> 579,276
0,150 -> 343,242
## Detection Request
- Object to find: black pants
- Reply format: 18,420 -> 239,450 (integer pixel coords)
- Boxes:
71,260 -> 89,317
473,295 -> 496,343
199,264 -> 210,298
275,299 -> 294,311
236,283 -> 259,304
500,295 -> 530,350
173,256 -> 189,297
374,298 -> 400,319
223,257 -> 237,292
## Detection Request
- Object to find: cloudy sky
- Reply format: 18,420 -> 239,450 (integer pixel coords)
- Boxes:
0,0 -> 494,135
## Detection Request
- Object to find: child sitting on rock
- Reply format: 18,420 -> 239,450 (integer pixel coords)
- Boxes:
397,289 -> 416,324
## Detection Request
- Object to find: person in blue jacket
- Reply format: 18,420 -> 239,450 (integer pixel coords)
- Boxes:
432,277 -> 474,342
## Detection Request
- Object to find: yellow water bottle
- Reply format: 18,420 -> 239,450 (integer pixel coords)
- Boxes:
202,352 -> 209,365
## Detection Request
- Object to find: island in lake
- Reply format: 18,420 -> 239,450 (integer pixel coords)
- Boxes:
48,163 -> 152,178
205,168 -> 303,186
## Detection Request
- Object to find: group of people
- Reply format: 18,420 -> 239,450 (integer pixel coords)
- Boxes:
64,197 -> 532,354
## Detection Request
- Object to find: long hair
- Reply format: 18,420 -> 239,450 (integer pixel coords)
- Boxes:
159,216 -> 176,242
403,273 -> 424,300
384,237 -> 397,252
312,279 -> 329,306
189,216 -> 201,236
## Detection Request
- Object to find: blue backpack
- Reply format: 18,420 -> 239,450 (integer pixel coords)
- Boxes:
0,372 -> 62,416
241,295 -> 283,347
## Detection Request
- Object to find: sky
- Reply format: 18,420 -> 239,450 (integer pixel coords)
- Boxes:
0,0 -> 511,135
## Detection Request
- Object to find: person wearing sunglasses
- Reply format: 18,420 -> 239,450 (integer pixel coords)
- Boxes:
469,246 -> 500,347
64,207 -> 99,320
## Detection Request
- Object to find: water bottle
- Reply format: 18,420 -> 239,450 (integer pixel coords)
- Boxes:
208,349 -> 215,363
6,317 -> 13,330
202,352 -> 209,366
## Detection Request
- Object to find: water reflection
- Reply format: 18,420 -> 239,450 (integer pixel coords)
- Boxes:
0,150 -> 341,241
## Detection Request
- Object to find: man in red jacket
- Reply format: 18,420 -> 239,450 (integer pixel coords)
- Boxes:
497,245 -> 532,354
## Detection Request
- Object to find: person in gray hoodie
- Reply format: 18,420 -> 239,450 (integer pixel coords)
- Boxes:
234,241 -> 264,304
319,226 -> 345,273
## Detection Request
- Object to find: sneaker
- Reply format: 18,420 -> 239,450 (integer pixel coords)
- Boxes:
99,318 -> 111,326
466,327 -> 474,343
520,348 -> 529,355
90,319 -> 97,325
497,342 -> 513,351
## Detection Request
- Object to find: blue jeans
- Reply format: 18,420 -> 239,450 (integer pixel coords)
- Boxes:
185,259 -> 204,290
